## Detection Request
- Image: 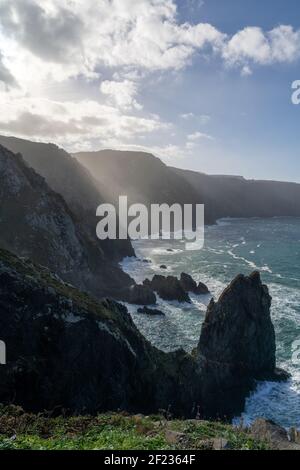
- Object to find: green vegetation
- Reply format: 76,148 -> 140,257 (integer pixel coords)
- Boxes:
0,405 -> 269,451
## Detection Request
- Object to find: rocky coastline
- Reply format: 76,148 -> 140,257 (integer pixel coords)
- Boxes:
0,247 -> 289,422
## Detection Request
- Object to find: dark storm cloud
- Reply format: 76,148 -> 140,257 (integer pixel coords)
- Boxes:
0,0 -> 83,63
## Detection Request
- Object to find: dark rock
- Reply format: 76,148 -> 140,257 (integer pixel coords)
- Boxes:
144,276 -> 191,303
137,307 -> 165,316
166,249 -> 174,252
196,281 -> 210,295
160,265 -> 167,270
196,271 -> 287,418
180,273 -> 209,295
142,259 -> 151,264
123,284 -> 156,305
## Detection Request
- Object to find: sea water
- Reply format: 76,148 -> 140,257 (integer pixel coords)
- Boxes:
121,217 -> 300,429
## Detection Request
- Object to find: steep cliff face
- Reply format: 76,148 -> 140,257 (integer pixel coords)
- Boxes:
0,248 -> 288,419
0,144 -> 135,301
0,136 -> 134,260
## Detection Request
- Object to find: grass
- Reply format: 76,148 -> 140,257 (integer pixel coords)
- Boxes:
0,405 -> 269,451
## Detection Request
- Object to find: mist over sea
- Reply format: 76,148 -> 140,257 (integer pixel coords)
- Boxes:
122,217 -> 300,429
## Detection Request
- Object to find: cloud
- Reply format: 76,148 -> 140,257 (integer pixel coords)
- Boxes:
187,131 -> 213,141
0,94 -> 170,148
222,25 -> 300,67
100,79 -> 142,110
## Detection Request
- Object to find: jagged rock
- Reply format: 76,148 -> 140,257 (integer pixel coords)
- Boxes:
180,273 -> 209,295
199,272 -> 278,377
196,272 -> 289,418
137,307 -> 165,316
123,284 -> 156,305
144,276 -> 191,303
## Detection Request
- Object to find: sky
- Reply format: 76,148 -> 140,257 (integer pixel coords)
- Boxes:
1,0 -> 300,181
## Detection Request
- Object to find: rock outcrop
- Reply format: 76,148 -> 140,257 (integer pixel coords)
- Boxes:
180,273 -> 209,295
144,275 -> 191,303
196,272 -> 289,418
143,273 -> 209,303
124,284 -> 156,306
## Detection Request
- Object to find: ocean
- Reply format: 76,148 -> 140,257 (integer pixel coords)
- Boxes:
121,217 -> 300,429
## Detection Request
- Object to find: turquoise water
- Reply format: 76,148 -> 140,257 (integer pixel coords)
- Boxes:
122,217 -> 300,428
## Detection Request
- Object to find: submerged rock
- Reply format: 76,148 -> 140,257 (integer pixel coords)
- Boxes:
144,275 -> 191,303
137,307 -> 165,316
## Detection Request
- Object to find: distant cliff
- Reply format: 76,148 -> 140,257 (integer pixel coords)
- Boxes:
75,149 -> 300,225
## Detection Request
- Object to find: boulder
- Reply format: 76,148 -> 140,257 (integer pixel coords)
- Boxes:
180,273 -> 209,295
144,275 -> 191,303
137,307 -> 165,316
160,265 -> 167,270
